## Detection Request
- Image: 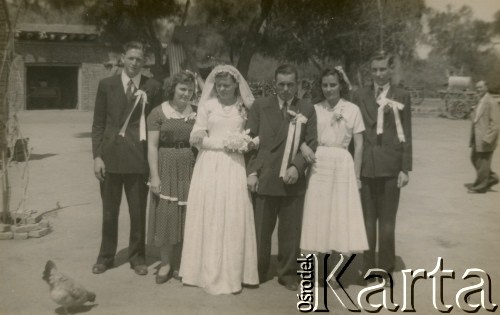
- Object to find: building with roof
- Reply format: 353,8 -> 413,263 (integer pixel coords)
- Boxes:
8,23 -> 114,111
7,22 -> 211,111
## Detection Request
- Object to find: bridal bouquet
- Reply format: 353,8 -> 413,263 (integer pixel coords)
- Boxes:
223,129 -> 252,153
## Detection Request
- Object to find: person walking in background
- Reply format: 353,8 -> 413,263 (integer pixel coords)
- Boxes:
146,71 -> 197,284
299,67 -> 368,281
91,41 -> 162,276
179,65 -> 258,295
246,64 -> 317,291
352,52 -> 412,282
465,80 -> 499,193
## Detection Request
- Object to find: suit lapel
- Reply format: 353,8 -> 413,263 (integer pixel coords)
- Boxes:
110,76 -> 129,125
262,96 -> 283,135
272,97 -> 299,149
475,94 -> 489,122
119,75 -> 145,125
362,86 -> 378,127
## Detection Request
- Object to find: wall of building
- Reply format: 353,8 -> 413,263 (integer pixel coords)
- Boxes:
8,41 -> 114,111
0,0 -> 11,152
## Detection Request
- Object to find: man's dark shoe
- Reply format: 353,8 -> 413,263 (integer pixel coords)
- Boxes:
468,188 -> 487,194
92,262 -> 113,274
278,278 -> 299,291
464,183 -> 474,189
131,264 -> 148,276
488,178 -> 499,189
172,270 -> 181,281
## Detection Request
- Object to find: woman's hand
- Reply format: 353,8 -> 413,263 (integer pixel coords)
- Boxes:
150,176 -> 161,196
300,143 -> 316,164
190,130 -> 207,146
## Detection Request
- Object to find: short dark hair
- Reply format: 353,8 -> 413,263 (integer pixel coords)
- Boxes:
163,71 -> 196,101
123,41 -> 146,54
319,67 -> 350,99
275,64 -> 298,81
476,80 -> 488,88
370,51 -> 395,68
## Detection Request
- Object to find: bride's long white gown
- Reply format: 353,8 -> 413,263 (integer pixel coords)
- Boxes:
179,98 -> 259,295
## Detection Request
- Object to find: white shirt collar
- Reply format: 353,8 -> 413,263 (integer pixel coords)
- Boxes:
161,101 -> 193,119
277,96 -> 294,110
374,82 -> 390,92
121,71 -> 142,92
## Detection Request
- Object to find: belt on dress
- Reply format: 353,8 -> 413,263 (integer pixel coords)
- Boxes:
318,143 -> 346,149
163,141 -> 191,149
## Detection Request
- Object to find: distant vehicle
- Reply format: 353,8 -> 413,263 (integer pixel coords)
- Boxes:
438,76 -> 478,119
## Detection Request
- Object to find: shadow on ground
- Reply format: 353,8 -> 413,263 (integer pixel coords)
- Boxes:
74,132 -> 92,138
55,304 -> 98,315
30,153 -> 58,161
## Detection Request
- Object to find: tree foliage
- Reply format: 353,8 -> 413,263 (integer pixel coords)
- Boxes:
426,5 -> 494,72
425,5 -> 500,92
191,0 -> 425,81
84,0 -> 181,68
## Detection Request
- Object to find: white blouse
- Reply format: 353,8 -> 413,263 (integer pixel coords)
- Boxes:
314,98 -> 365,148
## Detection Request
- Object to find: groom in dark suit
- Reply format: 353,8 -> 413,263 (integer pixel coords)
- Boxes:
353,52 -> 412,279
91,41 -> 161,275
246,64 -> 317,290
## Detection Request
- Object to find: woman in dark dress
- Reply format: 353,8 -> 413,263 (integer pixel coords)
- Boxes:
147,71 -> 197,284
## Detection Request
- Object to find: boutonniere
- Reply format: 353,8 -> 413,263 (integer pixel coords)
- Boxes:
237,102 -> 248,120
329,102 -> 346,125
134,89 -> 148,104
184,112 -> 197,122
287,110 -> 308,125
333,112 -> 344,122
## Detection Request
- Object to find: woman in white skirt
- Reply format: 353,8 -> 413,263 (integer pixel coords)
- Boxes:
179,65 -> 259,294
299,67 -> 368,270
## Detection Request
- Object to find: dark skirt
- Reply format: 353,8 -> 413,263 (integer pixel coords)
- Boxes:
147,147 -> 195,247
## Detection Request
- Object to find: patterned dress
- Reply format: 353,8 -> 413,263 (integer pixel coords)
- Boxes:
146,102 -> 196,247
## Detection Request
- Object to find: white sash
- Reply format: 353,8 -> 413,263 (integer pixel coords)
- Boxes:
119,90 -> 148,141
376,89 -> 406,143
279,112 -> 307,178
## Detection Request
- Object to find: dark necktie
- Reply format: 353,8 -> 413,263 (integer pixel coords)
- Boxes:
282,101 -> 288,120
126,79 -> 135,103
376,87 -> 383,99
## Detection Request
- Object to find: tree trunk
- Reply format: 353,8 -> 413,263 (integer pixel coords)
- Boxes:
1,151 -> 10,223
180,0 -> 190,26
236,0 -> 274,78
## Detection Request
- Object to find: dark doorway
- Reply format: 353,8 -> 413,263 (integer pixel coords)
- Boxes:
26,65 -> 79,110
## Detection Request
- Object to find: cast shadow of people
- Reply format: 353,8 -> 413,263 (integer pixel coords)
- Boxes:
30,153 -> 57,161
55,304 -> 98,315
74,132 -> 92,138
328,253 -> 406,287
114,245 -> 180,270
263,253 -> 406,287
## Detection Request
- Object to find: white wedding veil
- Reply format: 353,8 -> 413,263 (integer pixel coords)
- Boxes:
198,64 -> 255,109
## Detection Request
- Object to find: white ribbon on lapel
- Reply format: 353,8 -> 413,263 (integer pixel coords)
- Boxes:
376,89 -> 406,143
279,110 -> 307,178
119,90 -> 148,141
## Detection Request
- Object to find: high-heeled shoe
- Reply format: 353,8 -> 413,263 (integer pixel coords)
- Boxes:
155,264 -> 172,284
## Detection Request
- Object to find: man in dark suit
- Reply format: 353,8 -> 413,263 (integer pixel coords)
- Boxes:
352,52 -> 412,279
246,64 -> 317,291
91,41 -> 162,275
466,80 -> 499,193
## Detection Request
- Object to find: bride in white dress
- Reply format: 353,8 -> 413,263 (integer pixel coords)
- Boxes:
179,65 -> 259,294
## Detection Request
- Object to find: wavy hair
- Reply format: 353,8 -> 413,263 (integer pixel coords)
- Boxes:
163,71 -> 196,101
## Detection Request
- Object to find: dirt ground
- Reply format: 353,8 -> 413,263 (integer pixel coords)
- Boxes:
0,108 -> 499,315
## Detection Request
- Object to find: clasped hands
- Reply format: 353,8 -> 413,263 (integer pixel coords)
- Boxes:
247,166 -> 299,192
